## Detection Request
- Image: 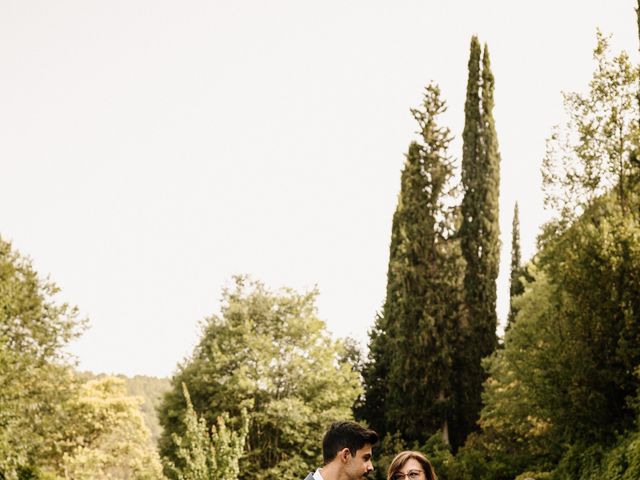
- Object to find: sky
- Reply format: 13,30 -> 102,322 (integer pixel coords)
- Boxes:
1,1 -> 638,378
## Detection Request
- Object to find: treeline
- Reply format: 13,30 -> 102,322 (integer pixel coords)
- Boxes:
0,241 -> 362,479
2,6 -> 640,480
356,24 -> 640,480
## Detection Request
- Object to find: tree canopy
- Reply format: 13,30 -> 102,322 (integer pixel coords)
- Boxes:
0,237 -> 83,478
158,276 -> 362,480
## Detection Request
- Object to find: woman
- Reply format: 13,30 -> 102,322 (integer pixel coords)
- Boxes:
386,451 -> 438,480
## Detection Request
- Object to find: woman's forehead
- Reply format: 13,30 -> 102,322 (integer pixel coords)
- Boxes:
400,458 -> 422,470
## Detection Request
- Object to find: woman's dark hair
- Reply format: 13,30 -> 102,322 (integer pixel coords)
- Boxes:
386,451 -> 437,480
322,421 -> 379,464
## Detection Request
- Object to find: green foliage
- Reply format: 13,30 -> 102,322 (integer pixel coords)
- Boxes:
0,238 -> 82,361
550,434 -> 640,480
542,32 -> 640,223
125,375 -> 171,446
507,202 -> 527,330
445,443 -> 495,480
472,190 -> 640,476
483,265 -> 561,445
158,276 -> 361,480
77,371 -> 172,447
537,199 -> 639,441
418,433 -> 456,479
60,377 -> 165,479
356,312 -> 389,436
534,36 -> 640,447
360,83 -> 462,447
369,432 -> 410,480
445,266 -> 563,480
455,35 -> 501,450
385,85 -> 461,444
369,432 -> 453,480
467,30 -> 640,480
168,384 -> 248,480
0,237 -> 83,478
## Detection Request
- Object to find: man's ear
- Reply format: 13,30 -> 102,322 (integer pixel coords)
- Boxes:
339,448 -> 352,463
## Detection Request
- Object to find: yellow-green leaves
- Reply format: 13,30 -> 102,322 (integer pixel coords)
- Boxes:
159,276 -> 362,480
61,377 -> 165,480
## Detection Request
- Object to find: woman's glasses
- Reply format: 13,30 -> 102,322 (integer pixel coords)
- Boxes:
393,470 -> 424,480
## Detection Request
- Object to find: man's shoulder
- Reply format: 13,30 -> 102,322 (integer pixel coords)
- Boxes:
306,468 -> 324,480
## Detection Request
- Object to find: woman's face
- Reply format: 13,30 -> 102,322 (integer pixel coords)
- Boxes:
394,458 -> 425,480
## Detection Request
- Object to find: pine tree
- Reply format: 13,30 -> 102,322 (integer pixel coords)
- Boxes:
507,202 -> 524,330
360,84 -> 461,446
453,36 -> 501,448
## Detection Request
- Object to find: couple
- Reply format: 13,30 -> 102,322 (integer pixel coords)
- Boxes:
304,421 -> 437,480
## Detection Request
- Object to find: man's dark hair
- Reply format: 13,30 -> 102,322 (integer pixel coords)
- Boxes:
322,421 -> 379,464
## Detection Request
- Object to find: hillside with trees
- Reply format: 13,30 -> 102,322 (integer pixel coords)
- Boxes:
77,371 -> 171,447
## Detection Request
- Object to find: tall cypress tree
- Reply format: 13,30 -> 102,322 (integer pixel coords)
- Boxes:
453,36 -> 501,448
507,202 -> 524,330
479,44 -> 501,321
360,84 -> 461,445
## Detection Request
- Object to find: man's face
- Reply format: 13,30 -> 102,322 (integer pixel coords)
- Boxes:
344,443 -> 374,480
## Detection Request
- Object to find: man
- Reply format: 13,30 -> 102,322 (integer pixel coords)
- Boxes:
304,420 -> 379,480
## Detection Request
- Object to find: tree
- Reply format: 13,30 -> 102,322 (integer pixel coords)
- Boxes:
460,27 -> 640,480
76,372 -> 172,448
357,214 -> 401,437
506,203 -> 525,330
454,36 -> 502,449
476,187 -> 640,478
542,32 -> 639,224
360,84 -> 463,446
60,377 -> 165,480
539,196 -> 640,442
158,276 -> 361,480
538,33 -> 640,443
124,375 -> 172,448
0,236 -> 83,478
475,265 -> 564,480
167,384 -> 248,480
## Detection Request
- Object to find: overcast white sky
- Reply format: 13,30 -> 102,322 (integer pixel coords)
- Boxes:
1,1 -> 638,377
